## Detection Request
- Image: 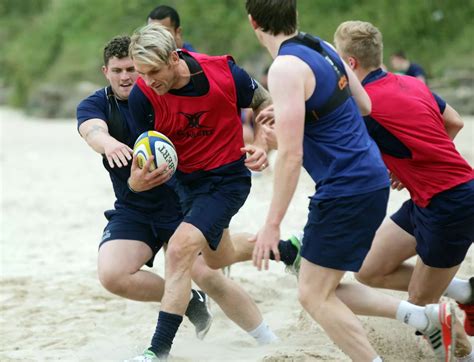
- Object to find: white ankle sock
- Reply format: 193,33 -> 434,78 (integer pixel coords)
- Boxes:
457,350 -> 474,362
396,300 -> 429,332
372,357 -> 383,362
444,278 -> 471,304
248,321 -> 278,345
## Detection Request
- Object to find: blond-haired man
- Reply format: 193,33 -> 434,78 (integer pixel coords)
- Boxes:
78,35 -> 280,362
334,20 -> 474,361
126,23 -> 280,359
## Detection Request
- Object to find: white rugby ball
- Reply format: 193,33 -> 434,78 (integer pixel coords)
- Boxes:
133,131 -> 178,174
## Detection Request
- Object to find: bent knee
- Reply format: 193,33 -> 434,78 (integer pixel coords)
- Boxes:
193,270 -> 227,297
297,288 -> 310,310
298,289 -> 329,319
167,236 -> 203,266
298,284 -> 323,312
98,265 -> 129,295
191,260 -> 221,283
408,289 -> 439,305
355,269 -> 384,287
203,258 -> 227,270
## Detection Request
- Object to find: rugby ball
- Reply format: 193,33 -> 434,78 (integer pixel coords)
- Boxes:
133,131 -> 178,174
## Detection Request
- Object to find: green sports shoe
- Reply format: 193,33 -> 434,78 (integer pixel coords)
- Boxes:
285,231 -> 304,276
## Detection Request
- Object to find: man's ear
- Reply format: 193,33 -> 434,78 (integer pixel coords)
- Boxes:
348,56 -> 357,70
101,65 -> 107,76
248,14 -> 259,30
170,51 -> 180,64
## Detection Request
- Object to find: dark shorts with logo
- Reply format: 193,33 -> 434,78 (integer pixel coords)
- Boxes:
391,179 -> 474,268
301,187 -> 389,272
100,208 -> 181,267
175,158 -> 251,250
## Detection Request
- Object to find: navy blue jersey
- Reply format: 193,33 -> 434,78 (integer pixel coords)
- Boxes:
405,62 -> 426,79
278,36 -> 389,199
129,52 -> 257,134
77,88 -> 138,146
76,88 -> 182,223
182,42 -> 196,52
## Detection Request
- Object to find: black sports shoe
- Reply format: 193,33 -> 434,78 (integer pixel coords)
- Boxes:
185,290 -> 213,340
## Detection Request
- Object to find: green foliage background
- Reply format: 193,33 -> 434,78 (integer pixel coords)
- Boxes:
1,0 -> 473,108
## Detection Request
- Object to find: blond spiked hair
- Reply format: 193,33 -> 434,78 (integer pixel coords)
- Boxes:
129,23 -> 177,67
334,21 -> 383,69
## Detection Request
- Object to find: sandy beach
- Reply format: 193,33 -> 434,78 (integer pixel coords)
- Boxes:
1,106 -> 473,361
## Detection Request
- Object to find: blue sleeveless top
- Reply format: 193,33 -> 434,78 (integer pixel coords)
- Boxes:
278,37 -> 389,199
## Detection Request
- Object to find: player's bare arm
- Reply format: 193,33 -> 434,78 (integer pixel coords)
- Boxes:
248,80 -> 272,116
79,118 -> 108,142
242,80 -> 272,168
79,118 -> 132,168
247,81 -> 273,153
342,60 -> 371,116
253,56 -> 305,270
442,104 -> 464,140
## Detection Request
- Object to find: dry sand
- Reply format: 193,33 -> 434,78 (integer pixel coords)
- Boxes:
1,107 -> 473,361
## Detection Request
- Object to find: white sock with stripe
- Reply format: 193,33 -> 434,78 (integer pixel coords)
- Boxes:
396,300 -> 430,332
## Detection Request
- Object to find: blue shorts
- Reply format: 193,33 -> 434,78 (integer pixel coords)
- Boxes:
301,187 -> 389,272
175,164 -> 251,250
100,208 -> 181,267
391,179 -> 474,268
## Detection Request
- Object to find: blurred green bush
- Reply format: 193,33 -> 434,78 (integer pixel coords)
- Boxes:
1,0 -> 472,108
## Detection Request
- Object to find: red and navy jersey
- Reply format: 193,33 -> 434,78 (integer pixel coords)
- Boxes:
363,69 -> 473,207
131,51 -> 254,174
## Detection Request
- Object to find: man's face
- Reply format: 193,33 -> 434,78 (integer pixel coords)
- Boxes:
102,56 -> 137,100
134,54 -> 179,96
390,55 -> 406,71
148,17 -> 183,48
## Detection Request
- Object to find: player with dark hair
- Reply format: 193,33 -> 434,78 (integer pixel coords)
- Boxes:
390,50 -> 427,83
245,1 -> 459,361
147,4 -> 196,51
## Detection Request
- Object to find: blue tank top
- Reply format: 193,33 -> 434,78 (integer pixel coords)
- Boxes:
279,37 -> 389,199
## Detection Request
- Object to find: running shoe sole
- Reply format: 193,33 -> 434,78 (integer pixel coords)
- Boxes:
439,302 -> 456,362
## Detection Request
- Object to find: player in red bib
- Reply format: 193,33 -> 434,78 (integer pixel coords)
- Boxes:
127,24 -> 276,359
335,20 -> 474,360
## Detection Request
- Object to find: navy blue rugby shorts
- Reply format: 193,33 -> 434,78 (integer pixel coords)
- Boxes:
99,208 -> 181,267
391,179 -> 474,268
175,174 -> 251,250
301,187 -> 389,272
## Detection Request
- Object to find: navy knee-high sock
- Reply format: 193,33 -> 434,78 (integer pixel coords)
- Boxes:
270,239 -> 298,265
148,311 -> 183,358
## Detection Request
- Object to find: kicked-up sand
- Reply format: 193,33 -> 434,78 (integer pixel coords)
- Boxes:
1,106 -> 473,361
